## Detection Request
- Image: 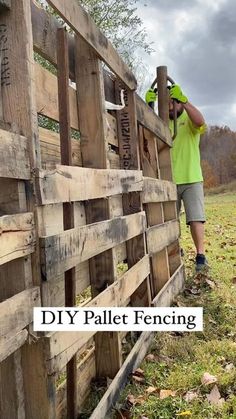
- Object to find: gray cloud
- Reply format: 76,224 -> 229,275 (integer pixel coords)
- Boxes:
138,0 -> 236,129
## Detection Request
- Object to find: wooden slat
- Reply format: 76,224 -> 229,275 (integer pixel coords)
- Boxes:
147,219 -> 180,255
44,256 -> 149,374
0,330 -> 28,364
56,348 -> 96,418
39,127 -> 82,168
35,62 -> 79,130
36,166 -> 143,205
136,95 -> 172,147
152,263 -> 185,306
40,212 -> 146,280
47,0 -> 136,90
89,255 -> 150,308
90,331 -> 153,419
106,113 -> 118,147
56,26 -> 77,417
0,213 -> 35,265
0,287 -> 40,338
142,177 -> 177,203
0,128 -> 30,179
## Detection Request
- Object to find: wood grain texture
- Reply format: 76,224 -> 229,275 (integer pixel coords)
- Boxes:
136,95 -> 172,147
0,128 -> 30,179
0,287 -> 40,338
142,177 -> 177,203
40,212 -> 146,280
147,219 -> 180,255
36,166 -> 143,205
152,263 -> 185,306
0,213 -> 35,265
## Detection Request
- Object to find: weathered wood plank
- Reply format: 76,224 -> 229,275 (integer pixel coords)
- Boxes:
0,213 -> 35,265
142,177 -> 177,203
0,128 -> 30,179
0,330 -> 28,364
90,331 -> 153,419
40,212 -> 146,280
56,348 -> 96,418
36,166 -> 143,205
88,255 -> 150,308
0,287 -> 40,338
44,256 -> 149,374
39,127 -> 82,168
56,26 -> 78,417
147,219 -> 180,255
35,62 -> 79,130
136,95 -> 172,147
152,263 -> 185,306
167,240 -> 182,276
47,0 -> 136,90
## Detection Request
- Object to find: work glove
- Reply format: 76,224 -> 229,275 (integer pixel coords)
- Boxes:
169,84 -> 188,104
145,88 -> 157,105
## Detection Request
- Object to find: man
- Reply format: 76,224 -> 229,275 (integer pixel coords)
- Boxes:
145,84 -> 208,272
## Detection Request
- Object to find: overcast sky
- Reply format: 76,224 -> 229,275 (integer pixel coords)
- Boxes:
137,0 -> 236,130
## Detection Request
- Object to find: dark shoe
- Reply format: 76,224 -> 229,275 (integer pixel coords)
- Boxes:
195,254 -> 210,272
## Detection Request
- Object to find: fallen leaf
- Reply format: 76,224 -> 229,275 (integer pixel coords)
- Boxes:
184,287 -> 201,296
201,372 -> 217,385
132,368 -> 145,383
159,389 -> 176,399
133,368 -> 144,376
146,386 -> 159,395
176,411 -> 192,416
205,279 -> 216,289
184,391 -> 198,402
132,375 -> 145,383
206,385 -> 225,407
225,363 -> 235,372
135,395 -> 146,405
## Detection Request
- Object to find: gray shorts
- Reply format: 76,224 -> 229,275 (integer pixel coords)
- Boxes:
177,182 -> 206,225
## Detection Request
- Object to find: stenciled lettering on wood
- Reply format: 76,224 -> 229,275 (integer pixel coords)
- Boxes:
119,89 -> 132,169
0,24 -> 10,86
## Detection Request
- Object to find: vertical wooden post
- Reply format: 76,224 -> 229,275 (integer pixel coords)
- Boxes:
156,66 -> 181,286
115,83 -> 150,307
139,125 -> 170,297
57,27 -> 77,418
0,2 -> 56,418
75,36 -> 122,378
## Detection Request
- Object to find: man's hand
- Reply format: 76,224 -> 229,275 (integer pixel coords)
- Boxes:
145,88 -> 157,105
169,84 -> 188,104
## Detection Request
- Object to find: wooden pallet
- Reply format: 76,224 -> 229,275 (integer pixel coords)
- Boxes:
0,1 -> 185,418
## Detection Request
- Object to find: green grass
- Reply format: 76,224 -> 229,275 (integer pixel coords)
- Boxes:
115,192 -> 236,419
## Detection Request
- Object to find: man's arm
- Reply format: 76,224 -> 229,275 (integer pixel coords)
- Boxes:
169,84 -> 205,127
183,102 -> 205,127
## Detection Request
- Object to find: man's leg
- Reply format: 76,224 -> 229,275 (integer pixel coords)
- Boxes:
182,182 -> 208,271
189,221 -> 204,254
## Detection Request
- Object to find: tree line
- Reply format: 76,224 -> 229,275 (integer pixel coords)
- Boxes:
200,125 -> 236,188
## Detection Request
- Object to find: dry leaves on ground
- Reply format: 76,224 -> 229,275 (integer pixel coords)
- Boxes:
131,368 -> 145,384
159,389 -> 177,399
206,385 -> 225,407
184,390 -> 199,402
201,372 -> 217,385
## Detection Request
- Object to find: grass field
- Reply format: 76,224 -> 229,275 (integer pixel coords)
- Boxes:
115,192 -> 236,418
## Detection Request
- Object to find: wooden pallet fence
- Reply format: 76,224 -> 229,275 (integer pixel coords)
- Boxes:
0,1 -> 185,418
